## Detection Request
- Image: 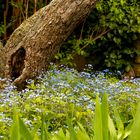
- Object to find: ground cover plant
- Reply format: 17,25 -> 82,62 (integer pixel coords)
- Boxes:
0,64 -> 140,139
4,93 -> 140,140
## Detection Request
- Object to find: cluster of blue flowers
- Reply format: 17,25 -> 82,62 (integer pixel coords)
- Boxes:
0,64 -> 140,138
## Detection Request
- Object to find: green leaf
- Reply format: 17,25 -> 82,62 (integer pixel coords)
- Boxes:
114,109 -> 124,140
101,94 -> 109,140
67,118 -> 77,140
123,121 -> 133,139
128,102 -> 140,140
41,114 -> 47,140
10,112 -> 20,140
108,115 -> 117,140
66,130 -> 70,140
94,95 -> 103,140
52,128 -> 66,140
76,122 -> 90,140
19,117 -> 33,140
10,111 -> 33,140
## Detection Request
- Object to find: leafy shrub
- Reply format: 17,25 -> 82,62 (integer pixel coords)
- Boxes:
56,0 -> 140,71
0,64 -> 140,139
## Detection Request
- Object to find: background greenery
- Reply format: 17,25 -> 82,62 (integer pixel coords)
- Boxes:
0,0 -> 140,71
55,0 -> 140,71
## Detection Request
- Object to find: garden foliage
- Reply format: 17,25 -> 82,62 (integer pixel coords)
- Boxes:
0,64 -> 140,139
7,93 -> 140,140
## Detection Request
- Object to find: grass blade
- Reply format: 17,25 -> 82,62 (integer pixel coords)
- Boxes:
101,93 -> 109,140
10,113 -> 20,140
52,128 -> 66,140
76,122 -> 90,140
128,102 -> 140,140
19,117 -> 33,140
66,130 -> 70,140
114,109 -> 124,140
123,121 -> 132,139
41,114 -> 46,140
108,115 -> 117,140
10,111 -> 33,140
66,117 -> 77,140
93,95 -> 103,140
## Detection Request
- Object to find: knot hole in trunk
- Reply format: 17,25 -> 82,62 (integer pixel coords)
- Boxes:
11,47 -> 26,80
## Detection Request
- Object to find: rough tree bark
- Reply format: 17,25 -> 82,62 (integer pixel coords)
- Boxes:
0,0 -> 98,87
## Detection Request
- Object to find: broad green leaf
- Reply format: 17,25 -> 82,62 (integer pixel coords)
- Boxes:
128,102 -> 140,140
40,114 -> 51,140
19,117 -> 33,140
10,112 -> 33,140
66,130 -> 70,140
31,122 -> 41,140
114,109 -> 124,140
52,128 -> 66,140
108,115 -> 117,140
66,118 -> 77,140
76,122 -> 90,140
123,121 -> 133,139
76,130 -> 90,140
10,113 -> 20,140
101,94 -> 109,140
94,95 -> 103,140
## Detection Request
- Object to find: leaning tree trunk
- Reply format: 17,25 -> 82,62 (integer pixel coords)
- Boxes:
0,0 -> 98,87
